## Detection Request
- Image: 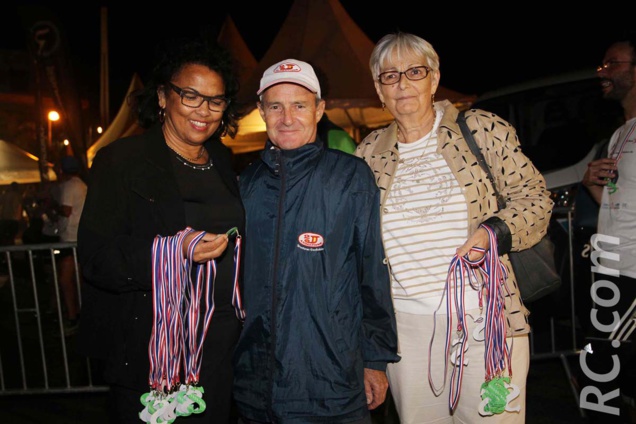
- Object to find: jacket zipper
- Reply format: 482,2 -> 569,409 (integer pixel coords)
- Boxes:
267,149 -> 284,421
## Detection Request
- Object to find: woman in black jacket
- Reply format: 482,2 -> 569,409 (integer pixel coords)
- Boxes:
77,35 -> 244,424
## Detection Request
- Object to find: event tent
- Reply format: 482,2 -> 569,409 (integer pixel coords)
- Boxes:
86,74 -> 144,167
86,16 -> 259,163
221,0 -> 475,153
0,139 -> 56,185
217,15 -> 258,90
87,0 -> 476,160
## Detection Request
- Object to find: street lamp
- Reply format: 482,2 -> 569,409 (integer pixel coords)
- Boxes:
63,138 -> 72,155
47,110 -> 60,149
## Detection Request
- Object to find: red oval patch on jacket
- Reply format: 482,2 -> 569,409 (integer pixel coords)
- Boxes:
298,232 -> 324,248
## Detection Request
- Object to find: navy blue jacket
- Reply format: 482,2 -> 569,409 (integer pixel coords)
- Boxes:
233,137 -> 399,423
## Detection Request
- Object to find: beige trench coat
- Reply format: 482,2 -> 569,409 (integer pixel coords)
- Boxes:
355,100 -> 554,335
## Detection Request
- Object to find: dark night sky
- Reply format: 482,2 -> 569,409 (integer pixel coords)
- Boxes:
1,2 -> 632,122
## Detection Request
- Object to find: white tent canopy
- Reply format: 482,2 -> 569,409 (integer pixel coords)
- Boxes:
89,1 -> 476,159
86,74 -> 144,167
217,15 -> 258,89
86,17 -> 258,162
221,0 -> 475,153
0,139 -> 56,185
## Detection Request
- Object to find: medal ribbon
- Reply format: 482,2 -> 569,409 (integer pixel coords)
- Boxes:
182,230 -> 211,386
428,244 -> 482,411
477,225 -> 512,382
143,227 -> 244,422
232,235 -> 245,320
429,224 -> 512,413
609,119 -> 636,162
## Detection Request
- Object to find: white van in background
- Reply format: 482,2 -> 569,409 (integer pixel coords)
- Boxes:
471,69 -> 624,314
472,69 -> 622,211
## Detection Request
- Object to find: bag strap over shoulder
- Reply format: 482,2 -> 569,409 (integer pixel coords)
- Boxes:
456,110 -> 506,210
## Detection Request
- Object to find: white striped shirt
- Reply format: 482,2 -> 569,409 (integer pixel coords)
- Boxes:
383,110 -> 480,314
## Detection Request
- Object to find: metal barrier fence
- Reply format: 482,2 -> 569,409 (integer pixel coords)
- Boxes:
0,215 -> 586,417
0,241 -> 107,396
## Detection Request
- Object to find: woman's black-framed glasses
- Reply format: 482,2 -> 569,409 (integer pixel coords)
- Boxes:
168,82 -> 230,112
378,66 -> 431,85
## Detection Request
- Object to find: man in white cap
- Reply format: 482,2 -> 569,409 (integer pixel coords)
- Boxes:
233,58 -> 400,424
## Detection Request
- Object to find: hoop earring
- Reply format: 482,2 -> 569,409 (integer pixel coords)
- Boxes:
381,102 -> 385,111
158,108 -> 165,123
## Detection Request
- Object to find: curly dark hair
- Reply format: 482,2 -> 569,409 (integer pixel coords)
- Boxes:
131,34 -> 242,139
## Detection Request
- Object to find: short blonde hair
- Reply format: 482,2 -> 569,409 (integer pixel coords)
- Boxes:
369,32 -> 440,80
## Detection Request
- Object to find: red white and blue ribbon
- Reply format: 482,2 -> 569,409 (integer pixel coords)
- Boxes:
477,225 -> 512,383
141,227 -> 244,423
429,224 -> 513,414
231,235 -> 245,320
429,244 -> 483,411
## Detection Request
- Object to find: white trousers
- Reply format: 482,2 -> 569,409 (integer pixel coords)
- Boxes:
387,309 -> 529,424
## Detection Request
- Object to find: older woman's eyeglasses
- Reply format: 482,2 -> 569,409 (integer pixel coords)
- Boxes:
168,82 -> 230,112
596,60 -> 636,72
378,66 -> 431,85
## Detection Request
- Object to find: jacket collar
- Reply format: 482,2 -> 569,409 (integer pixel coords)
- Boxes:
261,136 -> 325,180
142,124 -> 172,171
437,100 -> 462,138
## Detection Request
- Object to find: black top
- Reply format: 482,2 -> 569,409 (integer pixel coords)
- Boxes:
171,153 -> 244,316
78,124 -> 245,391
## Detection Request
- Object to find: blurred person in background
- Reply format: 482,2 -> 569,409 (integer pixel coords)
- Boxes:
317,113 -> 357,153
77,35 -> 245,424
0,182 -> 24,246
20,182 -> 62,294
21,181 -> 63,245
355,32 -> 553,423
0,181 -> 23,285
53,155 -> 86,336
581,32 -> 636,420
313,66 -> 357,154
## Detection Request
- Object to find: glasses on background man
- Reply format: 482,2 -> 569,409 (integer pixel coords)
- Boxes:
597,60 -> 636,72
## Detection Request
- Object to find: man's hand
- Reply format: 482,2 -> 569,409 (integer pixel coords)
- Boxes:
582,158 -> 617,188
364,368 -> 389,410
582,158 -> 616,204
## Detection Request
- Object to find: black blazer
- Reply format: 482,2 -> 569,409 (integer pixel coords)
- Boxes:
76,124 -> 241,389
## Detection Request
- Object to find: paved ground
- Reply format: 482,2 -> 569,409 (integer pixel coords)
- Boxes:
1,253 -> 633,423
0,358 -> 595,424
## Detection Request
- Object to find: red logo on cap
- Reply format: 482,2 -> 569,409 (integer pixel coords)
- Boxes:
275,63 -> 301,73
298,232 -> 324,248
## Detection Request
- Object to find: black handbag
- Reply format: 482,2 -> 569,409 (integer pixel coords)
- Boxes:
457,110 -> 562,303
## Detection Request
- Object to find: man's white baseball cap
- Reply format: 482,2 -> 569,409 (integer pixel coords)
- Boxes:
257,58 -> 321,98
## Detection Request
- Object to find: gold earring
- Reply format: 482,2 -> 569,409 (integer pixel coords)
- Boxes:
431,94 -> 435,103
381,102 -> 386,111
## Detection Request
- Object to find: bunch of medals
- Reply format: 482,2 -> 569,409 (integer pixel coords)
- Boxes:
140,227 -> 244,423
430,224 -> 520,416
476,225 -> 520,416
